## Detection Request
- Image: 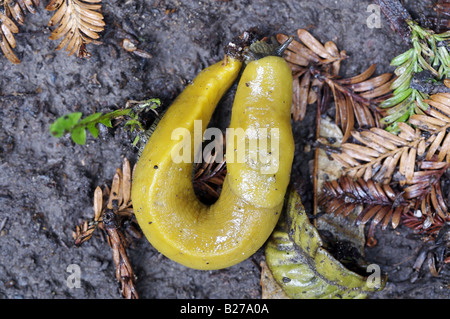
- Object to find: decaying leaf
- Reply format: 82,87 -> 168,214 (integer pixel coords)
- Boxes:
331,125 -> 416,184
73,158 -> 135,245
193,133 -> 227,204
0,0 -> 40,63
265,188 -> 386,299
315,116 -> 345,188
0,11 -> 19,63
46,0 -> 105,58
103,210 -> 139,299
1,0 -> 106,62
260,260 -> 290,299
320,176 -> 411,243
321,93 -> 450,237
314,117 -> 366,252
72,158 -> 139,299
121,38 -> 153,59
3,0 -> 40,24
278,30 -> 391,142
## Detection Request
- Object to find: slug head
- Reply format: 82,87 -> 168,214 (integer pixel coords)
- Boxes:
243,36 -> 293,64
224,27 -> 261,61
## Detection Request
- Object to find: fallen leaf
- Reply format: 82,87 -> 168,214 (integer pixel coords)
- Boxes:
265,188 -> 385,299
315,117 -> 366,253
260,260 -> 290,299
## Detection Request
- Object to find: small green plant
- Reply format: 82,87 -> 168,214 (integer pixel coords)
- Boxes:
49,98 -> 160,145
380,20 -> 450,132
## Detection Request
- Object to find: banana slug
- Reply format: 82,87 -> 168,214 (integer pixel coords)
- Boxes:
131,42 -> 294,270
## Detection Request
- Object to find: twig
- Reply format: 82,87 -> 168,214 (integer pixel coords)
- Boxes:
0,217 -> 8,232
0,92 -> 39,100
313,84 -> 322,223
103,210 -> 139,299
373,0 -> 412,42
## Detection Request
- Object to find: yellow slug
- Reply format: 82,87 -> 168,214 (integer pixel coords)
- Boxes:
131,50 -> 294,270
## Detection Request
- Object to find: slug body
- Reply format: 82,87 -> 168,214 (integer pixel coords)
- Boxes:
131,56 -> 294,270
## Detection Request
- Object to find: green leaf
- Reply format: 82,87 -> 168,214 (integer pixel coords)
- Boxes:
435,31 -> 450,39
437,46 -> 450,68
49,98 -> 160,146
379,88 -> 412,108
71,126 -> 87,145
49,112 -> 82,137
392,74 -> 412,96
385,122 -> 401,134
383,94 -> 414,116
391,60 -> 414,90
391,48 -> 413,66
124,119 -> 143,132
394,56 -> 414,76
79,112 -> 102,124
415,94 -> 429,112
417,53 -> 439,77
86,123 -> 99,138
138,98 -> 161,109
49,122 -> 65,138
132,135 -> 140,147
99,117 -> 113,128
64,112 -> 83,126
380,107 -> 411,126
265,189 -> 386,299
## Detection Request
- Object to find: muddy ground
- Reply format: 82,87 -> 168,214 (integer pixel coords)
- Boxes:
0,0 -> 449,299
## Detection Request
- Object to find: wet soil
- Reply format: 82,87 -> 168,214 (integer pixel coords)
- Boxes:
0,0 -> 449,299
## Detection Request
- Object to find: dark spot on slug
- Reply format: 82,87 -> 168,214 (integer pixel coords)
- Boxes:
149,221 -> 153,224
282,277 -> 291,283
154,165 -> 158,169
245,82 -> 250,87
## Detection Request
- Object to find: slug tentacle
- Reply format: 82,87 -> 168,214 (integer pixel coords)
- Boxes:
275,36 -> 293,56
